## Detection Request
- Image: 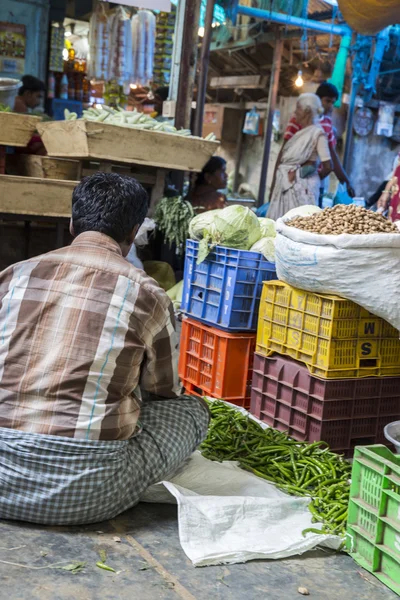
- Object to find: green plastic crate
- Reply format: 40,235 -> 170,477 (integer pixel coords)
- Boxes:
346,445 -> 400,596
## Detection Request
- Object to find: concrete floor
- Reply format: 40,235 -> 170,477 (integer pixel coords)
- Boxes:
0,502 -> 397,600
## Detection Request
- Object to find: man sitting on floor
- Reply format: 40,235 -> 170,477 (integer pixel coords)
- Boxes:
0,172 -> 209,525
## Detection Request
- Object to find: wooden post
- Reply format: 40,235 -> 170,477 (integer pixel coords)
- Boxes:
172,0 -> 201,192
193,0 -> 216,137
148,169 -> 167,216
343,78 -> 358,172
174,0 -> 202,131
257,36 -> 283,208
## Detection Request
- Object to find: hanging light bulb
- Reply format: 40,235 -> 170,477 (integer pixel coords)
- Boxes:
295,70 -> 304,88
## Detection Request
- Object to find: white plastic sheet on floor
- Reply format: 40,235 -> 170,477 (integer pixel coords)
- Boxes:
140,402 -> 342,567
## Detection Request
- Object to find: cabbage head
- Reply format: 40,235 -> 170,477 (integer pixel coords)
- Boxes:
258,217 -> 276,238
250,237 -> 275,262
191,205 -> 261,263
283,205 -> 322,220
189,209 -> 221,241
215,205 -> 261,249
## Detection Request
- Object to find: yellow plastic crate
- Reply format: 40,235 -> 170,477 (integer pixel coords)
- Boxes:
256,281 -> 400,379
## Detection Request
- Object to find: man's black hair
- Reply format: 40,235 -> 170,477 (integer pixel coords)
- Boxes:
72,172 -> 148,243
316,81 -> 339,101
19,75 -> 45,95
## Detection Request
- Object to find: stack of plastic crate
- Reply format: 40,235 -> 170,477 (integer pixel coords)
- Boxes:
250,281 -> 400,454
178,240 -> 277,408
346,445 -> 400,595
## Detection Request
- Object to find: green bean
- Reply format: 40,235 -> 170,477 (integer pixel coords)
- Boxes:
302,527 -> 325,536
96,562 -> 116,573
200,400 -> 351,537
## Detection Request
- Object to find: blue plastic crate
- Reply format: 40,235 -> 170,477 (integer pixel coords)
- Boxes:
52,98 -> 83,120
181,240 -> 277,331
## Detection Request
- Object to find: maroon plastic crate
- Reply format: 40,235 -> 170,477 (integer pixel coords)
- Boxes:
250,354 -> 400,452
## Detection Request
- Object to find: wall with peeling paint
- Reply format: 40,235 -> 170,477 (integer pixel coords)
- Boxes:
0,0 -> 50,82
348,134 -> 400,201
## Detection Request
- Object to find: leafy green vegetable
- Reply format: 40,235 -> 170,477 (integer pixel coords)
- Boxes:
258,217 -> 276,238
0,104 -> 11,112
155,196 -> 195,255
190,205 -> 261,263
250,237 -> 276,262
188,209 -> 220,241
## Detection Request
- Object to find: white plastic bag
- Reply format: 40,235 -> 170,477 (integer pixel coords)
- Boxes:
275,217 -> 400,331
134,217 -> 156,247
140,401 -> 342,567
126,244 -> 143,270
140,452 -> 342,567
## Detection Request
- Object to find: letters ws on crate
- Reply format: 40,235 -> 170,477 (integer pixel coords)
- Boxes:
256,281 -> 400,379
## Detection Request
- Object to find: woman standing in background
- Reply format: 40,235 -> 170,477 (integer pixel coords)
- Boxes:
191,156 -> 228,213
267,94 -> 332,220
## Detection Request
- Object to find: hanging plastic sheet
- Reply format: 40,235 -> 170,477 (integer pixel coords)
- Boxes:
108,6 -> 133,87
88,3 -> 110,81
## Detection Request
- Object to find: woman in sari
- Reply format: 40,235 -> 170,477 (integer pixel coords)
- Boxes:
267,93 -> 333,220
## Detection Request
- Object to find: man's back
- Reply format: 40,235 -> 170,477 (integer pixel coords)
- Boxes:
0,231 -> 179,441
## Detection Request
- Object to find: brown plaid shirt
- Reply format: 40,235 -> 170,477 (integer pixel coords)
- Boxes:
0,232 -> 181,441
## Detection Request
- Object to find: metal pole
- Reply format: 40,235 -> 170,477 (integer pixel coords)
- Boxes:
175,0 -> 202,131
257,37 -> 283,207
343,78 -> 358,172
233,108 -> 245,193
193,0 -> 216,137
236,5 -> 351,37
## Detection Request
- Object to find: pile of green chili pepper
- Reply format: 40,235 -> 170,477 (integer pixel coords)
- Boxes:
201,401 -> 352,537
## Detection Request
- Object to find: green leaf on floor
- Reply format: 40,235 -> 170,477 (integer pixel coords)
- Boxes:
58,561 -> 86,574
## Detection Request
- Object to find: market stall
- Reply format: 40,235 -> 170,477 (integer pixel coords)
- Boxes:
36,117 -> 218,212
0,116 -> 217,268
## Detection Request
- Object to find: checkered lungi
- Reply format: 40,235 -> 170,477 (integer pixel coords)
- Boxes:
0,396 -> 209,525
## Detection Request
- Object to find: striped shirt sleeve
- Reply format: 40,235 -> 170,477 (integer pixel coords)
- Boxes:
284,116 -> 302,141
320,116 -> 336,146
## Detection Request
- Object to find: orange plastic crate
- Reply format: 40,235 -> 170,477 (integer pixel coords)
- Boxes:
179,317 -> 256,408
